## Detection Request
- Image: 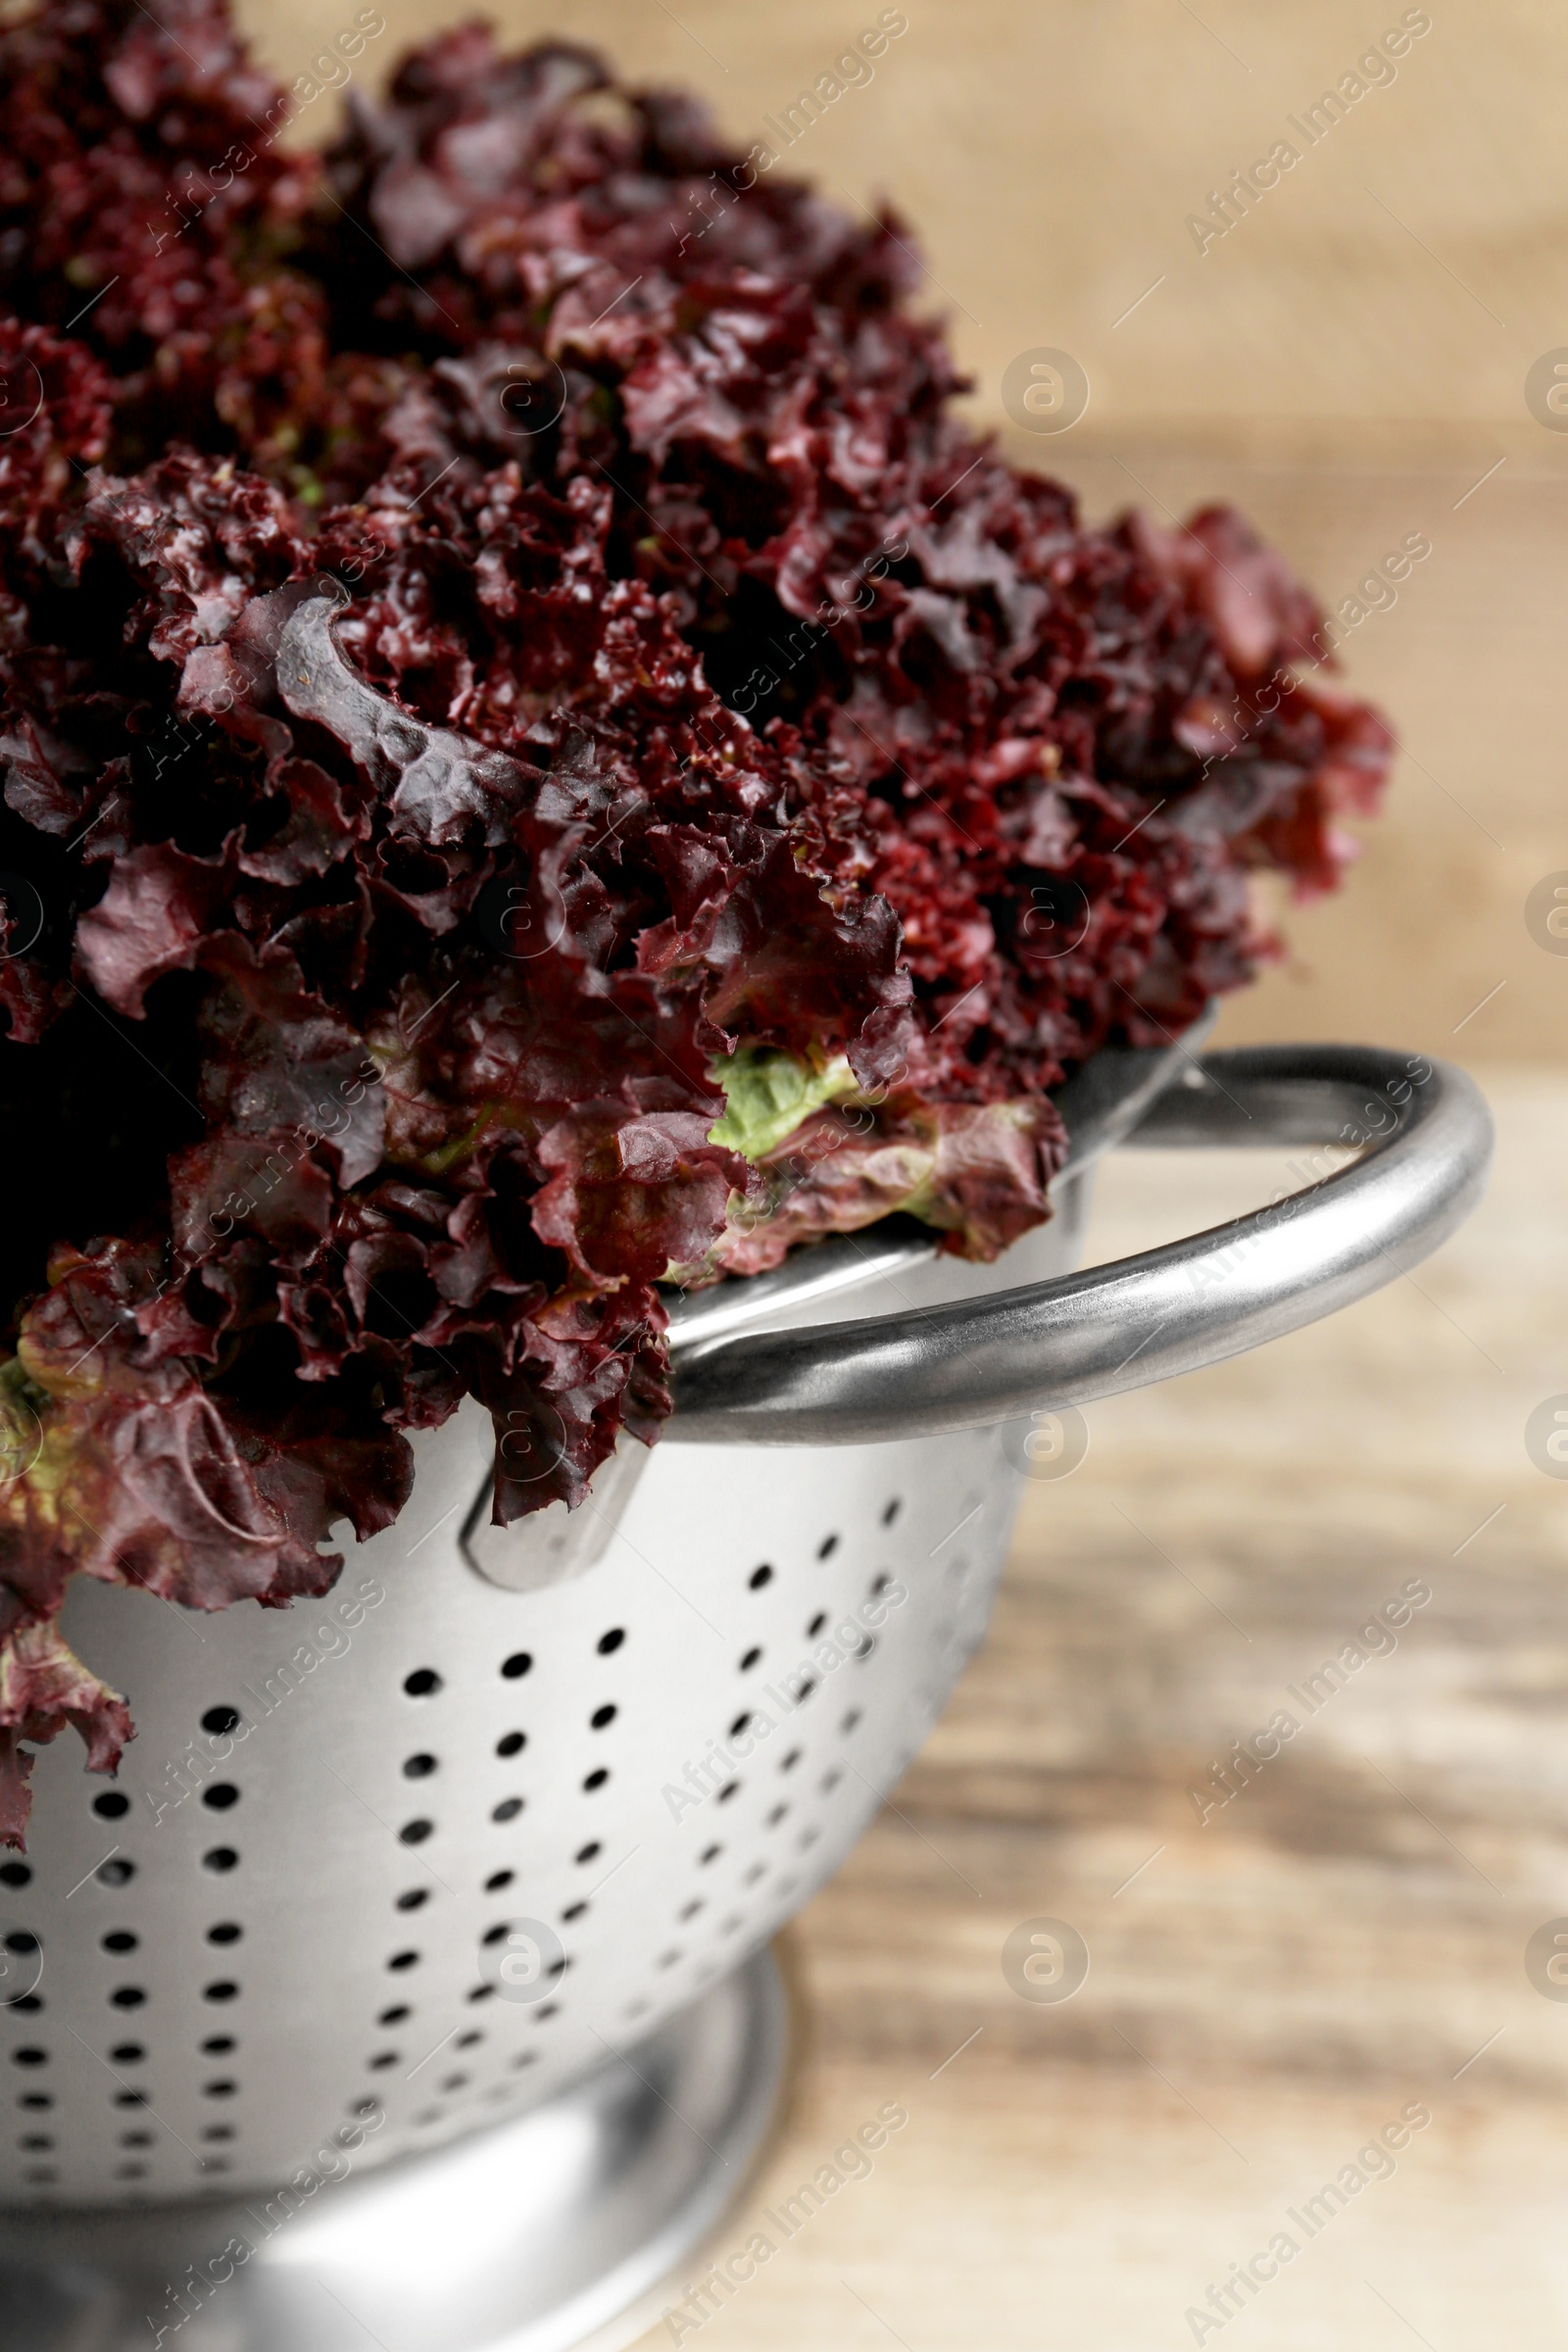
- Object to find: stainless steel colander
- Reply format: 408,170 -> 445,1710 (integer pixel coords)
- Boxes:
0,1042 -> 1491,2352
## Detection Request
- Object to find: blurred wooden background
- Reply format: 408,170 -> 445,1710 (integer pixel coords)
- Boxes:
617,1087 -> 1568,2349
244,0 -> 1568,1067
226,9 -> 1568,2344
255,0 -> 1568,428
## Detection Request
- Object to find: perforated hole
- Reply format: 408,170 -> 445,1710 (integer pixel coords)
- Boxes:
203,1982 -> 239,2003
109,2045 -> 143,2066
201,2036 -> 234,2057
0,1427 -> 979,2203
202,1785 -> 239,1813
97,1859 -> 134,1888
207,1923 -> 242,1946
202,1706 -> 241,1738
203,1847 -> 238,1874
881,1496 -> 902,1526
0,1863 -> 29,1888
398,1818 -> 433,1846
92,1792 -> 130,1821
101,1931 -> 137,1955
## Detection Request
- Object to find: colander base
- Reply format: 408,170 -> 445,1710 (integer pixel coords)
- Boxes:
0,1945 -> 788,2352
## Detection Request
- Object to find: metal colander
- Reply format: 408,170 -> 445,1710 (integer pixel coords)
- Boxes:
0,1043 -> 1490,2352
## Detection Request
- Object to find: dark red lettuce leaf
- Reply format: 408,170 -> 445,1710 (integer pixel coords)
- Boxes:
0,1 -> 1393,1841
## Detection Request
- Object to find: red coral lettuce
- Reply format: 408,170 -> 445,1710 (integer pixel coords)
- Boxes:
0,3 -> 1392,1839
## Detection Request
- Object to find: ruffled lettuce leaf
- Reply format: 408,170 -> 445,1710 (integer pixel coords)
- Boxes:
0,0 -> 1391,1840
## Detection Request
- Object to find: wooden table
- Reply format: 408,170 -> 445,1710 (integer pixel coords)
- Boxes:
630,1070 -> 1568,2351
205,16 -> 1568,2327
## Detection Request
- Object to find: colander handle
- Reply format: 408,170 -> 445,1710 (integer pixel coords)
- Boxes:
664,1046 -> 1492,1445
